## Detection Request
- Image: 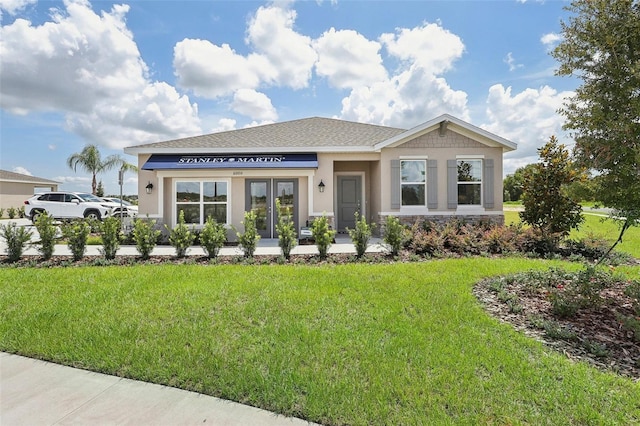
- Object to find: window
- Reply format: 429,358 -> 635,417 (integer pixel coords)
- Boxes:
457,159 -> 482,205
401,160 -> 426,206
176,180 -> 228,225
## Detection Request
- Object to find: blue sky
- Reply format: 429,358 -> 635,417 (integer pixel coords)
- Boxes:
1,0 -> 577,195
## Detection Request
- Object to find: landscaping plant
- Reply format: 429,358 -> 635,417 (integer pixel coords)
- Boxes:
7,207 -> 17,219
275,198 -> 297,260
99,216 -> 121,260
382,215 -> 405,257
347,212 -> 372,258
34,211 -> 57,260
237,210 -> 260,258
310,213 -> 335,259
133,217 -> 161,260
62,220 -> 90,261
0,221 -> 31,262
200,216 -> 227,259
167,210 -> 195,258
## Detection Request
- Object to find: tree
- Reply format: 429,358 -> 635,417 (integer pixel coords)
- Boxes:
552,0 -> 640,253
96,180 -> 105,197
67,145 -> 136,195
503,164 -> 537,202
520,136 -> 584,236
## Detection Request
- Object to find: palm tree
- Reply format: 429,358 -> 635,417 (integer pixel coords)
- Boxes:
67,145 -> 137,195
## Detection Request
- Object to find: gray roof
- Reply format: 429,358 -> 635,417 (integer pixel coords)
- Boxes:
125,117 -> 406,154
0,169 -> 60,185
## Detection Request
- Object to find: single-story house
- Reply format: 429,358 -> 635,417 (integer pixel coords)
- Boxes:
0,169 -> 60,211
124,114 -> 516,238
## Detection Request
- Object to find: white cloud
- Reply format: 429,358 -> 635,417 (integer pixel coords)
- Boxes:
209,118 -> 237,133
231,89 -> 278,121
313,28 -> 387,89
0,0 -> 36,16
245,4 -> 317,89
48,144 -> 57,151
541,32 -> 562,49
504,52 -> 524,72
482,84 -> 574,174
339,21 -> 469,128
1,0 -> 200,148
12,166 -> 32,176
53,175 -> 92,184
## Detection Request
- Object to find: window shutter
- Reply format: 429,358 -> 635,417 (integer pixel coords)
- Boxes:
390,160 -> 401,209
427,159 -> 438,209
484,158 -> 495,209
447,160 -> 458,209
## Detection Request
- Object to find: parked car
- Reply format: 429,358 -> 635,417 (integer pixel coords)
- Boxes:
100,197 -> 138,217
24,192 -> 113,223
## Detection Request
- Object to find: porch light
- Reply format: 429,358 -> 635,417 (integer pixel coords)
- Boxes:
318,179 -> 325,193
145,182 -> 154,194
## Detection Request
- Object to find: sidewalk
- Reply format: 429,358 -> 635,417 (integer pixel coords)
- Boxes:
1,352 -> 317,425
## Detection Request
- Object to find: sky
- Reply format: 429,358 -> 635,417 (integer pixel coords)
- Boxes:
0,0 -> 578,196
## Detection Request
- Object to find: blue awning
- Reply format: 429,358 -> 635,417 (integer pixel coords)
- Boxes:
142,153 -> 318,170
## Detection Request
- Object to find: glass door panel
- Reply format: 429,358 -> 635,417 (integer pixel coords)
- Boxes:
247,180 -> 271,238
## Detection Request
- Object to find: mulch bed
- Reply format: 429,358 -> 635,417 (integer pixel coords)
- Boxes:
474,275 -> 640,380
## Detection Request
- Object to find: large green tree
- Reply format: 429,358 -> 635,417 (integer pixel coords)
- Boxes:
67,145 -> 136,195
503,164 -> 537,202
520,136 -> 584,236
553,0 -> 640,248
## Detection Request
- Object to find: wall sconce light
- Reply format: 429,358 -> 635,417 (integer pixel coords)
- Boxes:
145,182 -> 154,194
318,179 -> 325,193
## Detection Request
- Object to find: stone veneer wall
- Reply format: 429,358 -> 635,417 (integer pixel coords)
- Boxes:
376,214 -> 504,230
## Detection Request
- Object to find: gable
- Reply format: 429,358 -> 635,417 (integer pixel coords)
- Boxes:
393,128 -> 488,150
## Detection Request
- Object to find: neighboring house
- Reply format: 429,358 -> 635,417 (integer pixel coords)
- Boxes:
0,169 -> 60,211
124,114 -> 516,238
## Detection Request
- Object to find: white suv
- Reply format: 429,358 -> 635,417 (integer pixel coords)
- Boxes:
24,192 -> 113,223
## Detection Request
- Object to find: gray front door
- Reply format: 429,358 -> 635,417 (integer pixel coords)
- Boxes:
246,179 -> 298,238
337,175 -> 362,232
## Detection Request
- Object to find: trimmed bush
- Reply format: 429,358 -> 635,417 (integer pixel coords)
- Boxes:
168,210 -> 195,258
347,212 -> 372,258
311,214 -> 335,260
133,218 -> 161,260
237,210 -> 260,258
100,216 -> 121,260
382,215 -> 405,257
34,211 -> 57,260
0,222 -> 32,262
62,220 -> 90,261
7,207 -> 17,219
275,199 -> 297,260
200,216 -> 226,259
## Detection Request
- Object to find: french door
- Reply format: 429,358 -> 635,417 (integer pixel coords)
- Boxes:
245,179 -> 298,238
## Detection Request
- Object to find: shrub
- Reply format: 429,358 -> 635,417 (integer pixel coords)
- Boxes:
0,222 -> 32,262
514,227 -> 562,257
482,225 -> 517,254
0,208 -> 4,218
382,215 -> 405,257
410,228 -> 444,257
237,210 -> 260,258
7,207 -> 17,219
200,216 -> 227,259
133,218 -> 161,260
18,206 -> 25,218
275,199 -> 297,260
311,214 -> 335,260
34,211 -> 57,260
347,212 -> 372,258
62,220 -> 90,261
618,280 -> 640,342
100,217 -> 121,260
167,210 -> 195,258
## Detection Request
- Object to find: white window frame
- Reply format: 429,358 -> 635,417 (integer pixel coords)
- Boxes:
174,179 -> 231,227
456,158 -> 483,208
400,159 -> 427,208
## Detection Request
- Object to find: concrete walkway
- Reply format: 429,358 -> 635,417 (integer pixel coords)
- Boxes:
1,352 -> 317,425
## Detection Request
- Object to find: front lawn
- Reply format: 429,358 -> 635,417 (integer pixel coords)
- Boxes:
1,259 -> 638,424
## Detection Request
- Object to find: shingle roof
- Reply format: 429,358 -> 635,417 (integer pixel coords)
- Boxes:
125,117 -> 406,154
0,169 -> 60,185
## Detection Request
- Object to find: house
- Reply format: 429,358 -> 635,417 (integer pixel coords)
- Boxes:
0,169 -> 60,211
123,114 -> 516,238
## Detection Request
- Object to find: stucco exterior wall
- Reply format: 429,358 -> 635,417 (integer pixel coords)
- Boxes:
0,182 -> 58,211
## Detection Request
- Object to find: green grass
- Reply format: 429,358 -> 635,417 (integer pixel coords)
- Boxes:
504,210 -> 640,258
1,260 -> 639,424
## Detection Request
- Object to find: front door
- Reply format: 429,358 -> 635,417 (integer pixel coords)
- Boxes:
337,175 -> 362,232
246,179 -> 298,238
